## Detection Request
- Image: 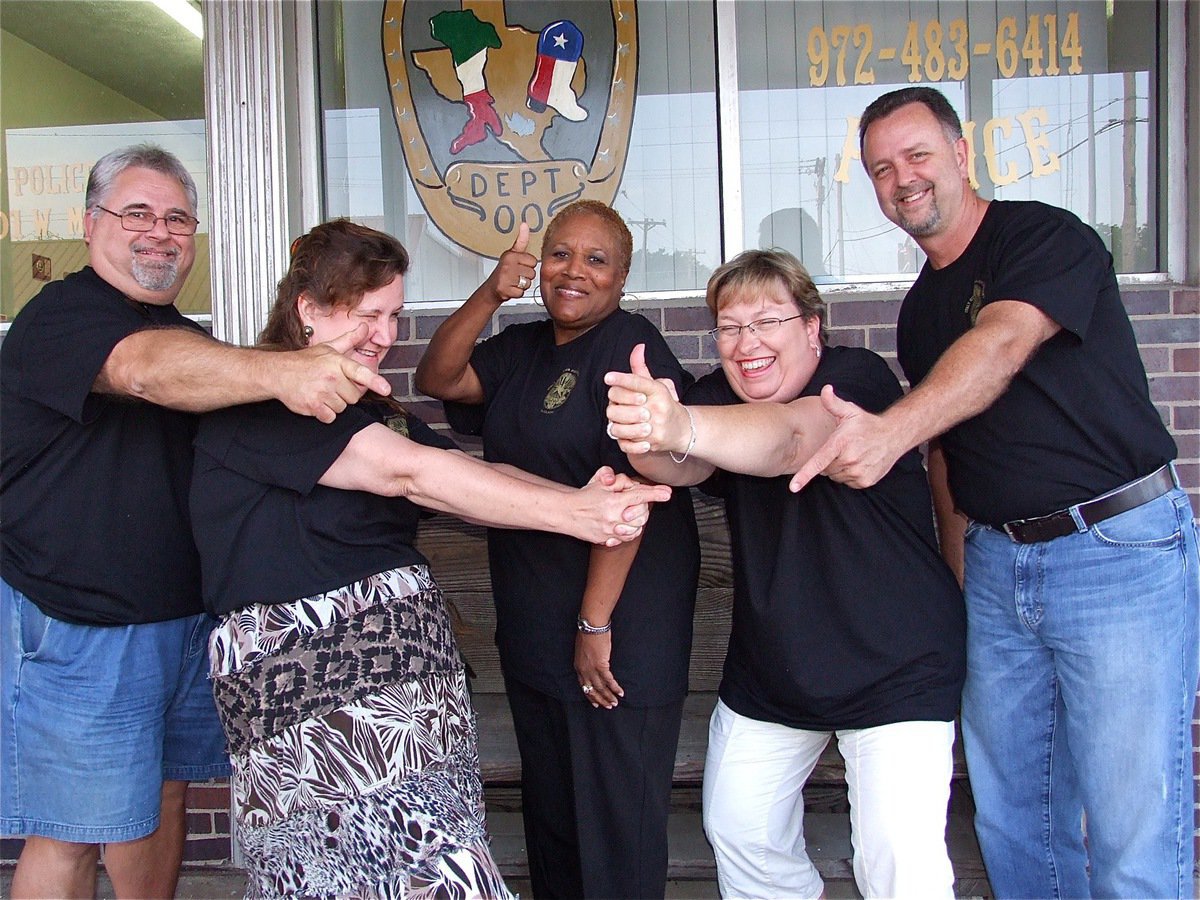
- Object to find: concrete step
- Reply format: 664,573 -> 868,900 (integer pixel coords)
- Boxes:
474,691 -> 970,787
1,810 -> 990,899
486,809 -> 989,891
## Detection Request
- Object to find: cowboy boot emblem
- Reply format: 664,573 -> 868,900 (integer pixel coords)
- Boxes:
383,0 -> 638,259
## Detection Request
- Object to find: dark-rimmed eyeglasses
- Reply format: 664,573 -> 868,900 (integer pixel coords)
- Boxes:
94,206 -> 199,236
708,314 -> 804,342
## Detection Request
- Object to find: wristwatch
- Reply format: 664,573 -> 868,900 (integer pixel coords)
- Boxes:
576,615 -> 612,634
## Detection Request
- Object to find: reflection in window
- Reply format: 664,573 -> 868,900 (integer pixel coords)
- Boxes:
613,1 -> 719,293
0,1 -> 207,320
319,0 -> 719,303
739,82 -> 957,280
734,0 -> 1158,277
990,72 -> 1153,272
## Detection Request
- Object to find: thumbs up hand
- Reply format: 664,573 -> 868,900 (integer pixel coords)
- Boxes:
603,344 -> 688,456
484,222 -> 538,304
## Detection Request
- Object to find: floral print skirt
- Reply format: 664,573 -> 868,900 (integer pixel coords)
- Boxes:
209,564 -> 512,899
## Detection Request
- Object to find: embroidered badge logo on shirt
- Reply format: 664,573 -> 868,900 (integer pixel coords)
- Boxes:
385,412 -> 411,437
543,369 -> 579,412
964,279 -> 985,325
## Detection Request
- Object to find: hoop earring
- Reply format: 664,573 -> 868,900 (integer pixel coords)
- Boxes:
531,283 -> 544,307
303,325 -> 314,340
619,291 -> 640,312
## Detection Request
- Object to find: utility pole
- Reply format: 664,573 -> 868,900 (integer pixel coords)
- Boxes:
795,156 -> 827,267
835,154 -> 845,278
627,216 -> 665,289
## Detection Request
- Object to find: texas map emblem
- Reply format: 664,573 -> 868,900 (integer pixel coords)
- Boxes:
383,0 -> 638,258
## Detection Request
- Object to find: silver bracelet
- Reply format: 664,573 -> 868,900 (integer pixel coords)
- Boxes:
576,615 -> 612,634
669,406 -> 697,464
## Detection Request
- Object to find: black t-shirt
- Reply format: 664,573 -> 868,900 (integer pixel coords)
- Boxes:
1,267 -> 205,625
686,346 -> 965,730
444,310 -> 700,706
898,200 -> 1175,525
191,399 -> 457,616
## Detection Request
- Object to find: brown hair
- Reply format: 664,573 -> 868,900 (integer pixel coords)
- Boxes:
705,248 -> 827,343
260,219 -> 410,349
858,87 -> 963,159
542,200 -> 633,274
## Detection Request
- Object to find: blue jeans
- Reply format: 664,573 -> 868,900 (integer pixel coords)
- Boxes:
1,580 -> 229,842
961,486 -> 1199,899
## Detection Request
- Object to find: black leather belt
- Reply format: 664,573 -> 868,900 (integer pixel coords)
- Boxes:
1001,464 -> 1176,544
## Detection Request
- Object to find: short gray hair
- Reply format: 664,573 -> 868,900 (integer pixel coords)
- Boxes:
85,144 -> 198,217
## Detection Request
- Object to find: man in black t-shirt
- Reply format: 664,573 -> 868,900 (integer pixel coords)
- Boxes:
0,145 -> 394,900
791,88 -> 1198,899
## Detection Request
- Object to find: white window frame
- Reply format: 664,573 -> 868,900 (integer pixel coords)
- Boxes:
204,0 -> 1193,333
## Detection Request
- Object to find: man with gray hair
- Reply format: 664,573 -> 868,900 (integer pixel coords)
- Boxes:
0,144 -> 392,898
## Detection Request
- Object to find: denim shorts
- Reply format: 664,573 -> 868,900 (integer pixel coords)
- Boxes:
0,579 -> 230,843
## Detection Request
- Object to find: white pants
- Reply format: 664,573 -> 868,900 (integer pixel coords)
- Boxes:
702,699 -> 955,899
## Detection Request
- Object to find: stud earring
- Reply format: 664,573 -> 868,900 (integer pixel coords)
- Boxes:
303,325 -> 314,339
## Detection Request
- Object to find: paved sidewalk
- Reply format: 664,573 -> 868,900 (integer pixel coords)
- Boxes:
2,868 -> 728,899
0,868 -> 243,899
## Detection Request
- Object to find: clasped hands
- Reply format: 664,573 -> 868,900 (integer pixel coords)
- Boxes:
583,465 -> 670,547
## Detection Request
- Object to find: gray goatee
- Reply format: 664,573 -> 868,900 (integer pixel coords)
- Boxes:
131,250 -> 180,292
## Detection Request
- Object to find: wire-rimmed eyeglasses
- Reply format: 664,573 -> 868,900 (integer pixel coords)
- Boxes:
94,206 -> 199,236
708,314 -> 805,343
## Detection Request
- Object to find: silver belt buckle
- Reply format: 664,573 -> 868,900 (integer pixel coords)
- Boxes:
1002,519 -> 1025,541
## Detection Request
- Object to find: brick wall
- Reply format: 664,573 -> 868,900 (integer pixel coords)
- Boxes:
182,781 -> 234,865
1,284 -> 1196,870
395,285 -> 1199,510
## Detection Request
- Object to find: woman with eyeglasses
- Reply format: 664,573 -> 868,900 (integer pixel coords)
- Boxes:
605,249 -> 966,900
415,201 -> 699,899
188,219 -> 670,899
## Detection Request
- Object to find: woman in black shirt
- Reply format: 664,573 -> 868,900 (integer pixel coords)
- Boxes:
190,220 -> 667,899
606,249 -> 965,900
416,202 -> 700,899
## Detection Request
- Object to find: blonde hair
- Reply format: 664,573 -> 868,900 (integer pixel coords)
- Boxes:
705,249 -> 827,342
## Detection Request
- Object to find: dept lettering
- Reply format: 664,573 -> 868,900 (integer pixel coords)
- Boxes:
445,161 -> 587,246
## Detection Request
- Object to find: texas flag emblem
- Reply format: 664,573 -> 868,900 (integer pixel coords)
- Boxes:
526,20 -> 588,122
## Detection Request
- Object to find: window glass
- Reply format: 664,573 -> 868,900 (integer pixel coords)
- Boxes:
735,0 -> 1158,279
0,0 -> 208,321
317,0 -> 720,303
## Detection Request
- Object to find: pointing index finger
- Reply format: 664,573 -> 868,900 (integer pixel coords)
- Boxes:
789,437 -> 839,492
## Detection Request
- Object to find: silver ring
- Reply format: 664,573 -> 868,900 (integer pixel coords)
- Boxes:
517,274 -> 530,290
605,422 -> 616,440
581,684 -> 594,694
